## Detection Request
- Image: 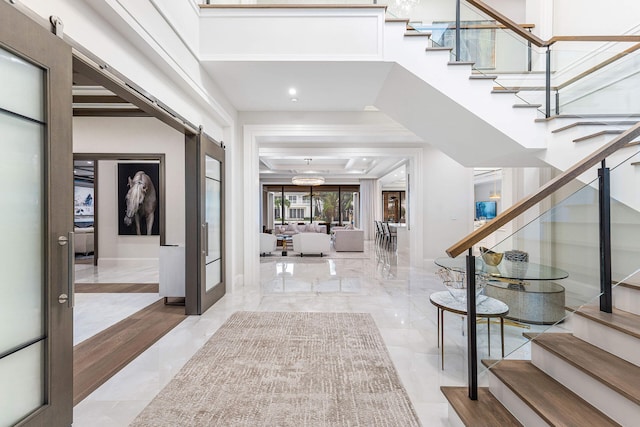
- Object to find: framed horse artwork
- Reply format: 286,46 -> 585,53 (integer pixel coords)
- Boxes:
117,162 -> 160,236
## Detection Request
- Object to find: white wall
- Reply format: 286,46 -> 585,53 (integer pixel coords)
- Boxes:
553,0 -> 640,36
20,0 -> 234,136
420,146 -> 474,262
73,117 -> 185,265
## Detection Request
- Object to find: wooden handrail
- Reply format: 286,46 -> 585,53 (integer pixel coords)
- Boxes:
548,35 -> 640,43
492,42 -> 640,93
466,0 -> 640,47
466,0 -> 547,47
446,122 -> 640,257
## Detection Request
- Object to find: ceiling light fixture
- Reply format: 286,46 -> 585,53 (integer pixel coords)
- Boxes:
292,158 -> 325,186
288,88 -> 297,96
291,175 -> 325,186
290,97 -> 298,102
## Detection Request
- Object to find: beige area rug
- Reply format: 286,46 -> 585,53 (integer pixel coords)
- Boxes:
130,311 -> 421,427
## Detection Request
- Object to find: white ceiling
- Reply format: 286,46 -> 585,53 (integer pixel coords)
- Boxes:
203,60 -> 421,186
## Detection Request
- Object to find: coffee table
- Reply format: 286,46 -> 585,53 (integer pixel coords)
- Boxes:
275,235 -> 293,256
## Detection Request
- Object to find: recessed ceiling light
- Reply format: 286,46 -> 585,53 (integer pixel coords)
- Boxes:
291,97 -> 298,102
363,158 -> 367,161
288,88 -> 297,96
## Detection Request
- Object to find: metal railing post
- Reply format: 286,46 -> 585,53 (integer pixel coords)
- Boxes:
599,160 -> 612,313
545,47 -> 551,118
455,0 -> 461,61
466,249 -> 478,400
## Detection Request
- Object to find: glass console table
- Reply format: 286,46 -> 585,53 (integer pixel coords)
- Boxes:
434,257 -> 569,325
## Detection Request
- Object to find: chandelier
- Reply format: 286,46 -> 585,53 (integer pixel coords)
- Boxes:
292,158 -> 325,186
291,175 -> 325,186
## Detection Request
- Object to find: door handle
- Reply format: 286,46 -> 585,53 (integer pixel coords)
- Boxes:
202,223 -> 209,256
58,232 -> 75,307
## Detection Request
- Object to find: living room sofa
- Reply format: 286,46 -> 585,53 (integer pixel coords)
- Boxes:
292,233 -> 331,257
273,223 -> 327,236
333,229 -> 364,252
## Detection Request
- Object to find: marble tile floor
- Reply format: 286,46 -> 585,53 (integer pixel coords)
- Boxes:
75,261 -> 159,284
72,242 -> 553,426
74,293 -> 162,346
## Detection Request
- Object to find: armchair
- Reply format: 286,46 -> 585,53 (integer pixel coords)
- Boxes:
259,233 -> 277,256
292,233 -> 331,257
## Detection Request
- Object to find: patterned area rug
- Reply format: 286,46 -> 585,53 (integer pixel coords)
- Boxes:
131,311 -> 421,426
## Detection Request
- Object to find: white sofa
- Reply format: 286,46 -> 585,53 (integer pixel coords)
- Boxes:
333,229 -> 364,252
74,227 -> 94,255
292,233 -> 331,257
273,223 -> 327,236
259,233 -> 277,256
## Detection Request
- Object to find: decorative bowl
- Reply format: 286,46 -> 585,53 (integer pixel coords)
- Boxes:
479,247 -> 503,266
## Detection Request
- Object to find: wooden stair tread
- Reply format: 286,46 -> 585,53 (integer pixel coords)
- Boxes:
491,89 -> 519,94
618,282 -> 640,290
441,386 -> 522,427
573,305 -> 640,338
404,30 -> 431,37
425,47 -> 452,51
385,18 -> 410,24
536,113 -> 640,122
484,360 -> 620,426
469,74 -> 497,79
552,121 -> 639,133
524,333 -> 640,405
573,129 -> 625,142
448,61 -> 475,66
513,103 -> 542,108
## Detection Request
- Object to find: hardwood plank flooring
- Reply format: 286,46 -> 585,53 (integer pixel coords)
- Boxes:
73,299 -> 186,405
484,360 -> 620,426
441,386 -> 522,427
75,282 -> 159,293
526,333 -> 640,404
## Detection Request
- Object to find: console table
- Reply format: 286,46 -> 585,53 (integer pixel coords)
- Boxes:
434,257 -> 569,324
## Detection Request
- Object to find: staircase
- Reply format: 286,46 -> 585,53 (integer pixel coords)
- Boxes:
377,13 -> 640,427
442,282 -> 640,426
377,19 -> 640,179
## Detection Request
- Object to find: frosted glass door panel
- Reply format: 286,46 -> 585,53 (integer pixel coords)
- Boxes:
205,155 -> 221,291
0,341 -> 44,426
0,112 -> 44,353
205,178 -> 221,263
0,47 -> 44,122
206,155 -> 220,181
206,259 -> 221,292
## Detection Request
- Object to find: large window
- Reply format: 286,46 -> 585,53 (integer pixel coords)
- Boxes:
265,185 -> 360,230
312,189 -> 339,225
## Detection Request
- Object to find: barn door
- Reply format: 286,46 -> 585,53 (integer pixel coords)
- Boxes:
0,3 -> 73,426
185,132 -> 225,315
198,135 -> 225,313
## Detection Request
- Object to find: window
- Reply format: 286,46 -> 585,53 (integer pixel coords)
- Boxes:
287,195 -> 297,203
289,208 -> 304,219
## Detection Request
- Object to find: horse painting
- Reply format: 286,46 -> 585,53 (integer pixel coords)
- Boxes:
123,171 -> 157,235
